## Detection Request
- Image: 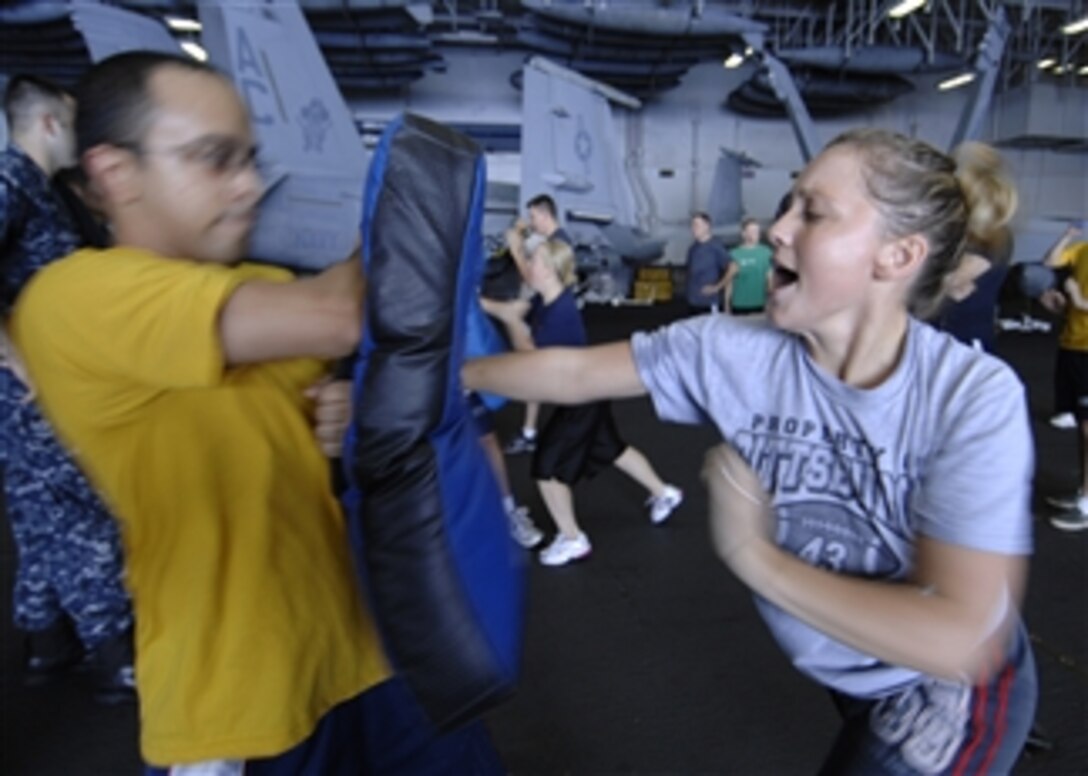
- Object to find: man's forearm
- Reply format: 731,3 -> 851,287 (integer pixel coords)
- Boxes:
219,258 -> 365,366
1045,229 -> 1079,267
1064,278 -> 1088,312
315,258 -> 365,311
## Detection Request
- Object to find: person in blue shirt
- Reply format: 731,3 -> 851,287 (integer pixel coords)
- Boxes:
482,235 -> 682,566
684,211 -> 733,314
0,74 -> 134,700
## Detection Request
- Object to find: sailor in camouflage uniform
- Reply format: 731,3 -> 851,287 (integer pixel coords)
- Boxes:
1,75 -> 132,698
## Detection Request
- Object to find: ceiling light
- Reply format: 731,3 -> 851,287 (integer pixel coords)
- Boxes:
1037,57 -> 1057,69
1061,16 -> 1088,35
165,15 -> 201,33
937,72 -> 975,91
888,0 -> 926,20
723,53 -> 745,69
180,41 -> 208,62
1079,65 -> 1088,75
1052,64 -> 1069,74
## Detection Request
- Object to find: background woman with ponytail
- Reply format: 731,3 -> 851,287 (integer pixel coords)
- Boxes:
937,141 -> 1019,352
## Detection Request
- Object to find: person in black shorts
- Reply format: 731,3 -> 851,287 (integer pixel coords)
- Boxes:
501,195 -> 574,455
482,235 -> 682,566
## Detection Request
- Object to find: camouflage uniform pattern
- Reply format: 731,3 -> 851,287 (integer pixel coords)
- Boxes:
1,145 -> 132,648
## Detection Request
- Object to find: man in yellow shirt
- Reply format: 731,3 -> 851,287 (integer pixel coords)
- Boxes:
12,51 -> 502,772
1043,224 -> 1088,531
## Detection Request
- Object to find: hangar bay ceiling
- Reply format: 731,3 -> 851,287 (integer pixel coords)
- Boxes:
0,1 -> 1084,151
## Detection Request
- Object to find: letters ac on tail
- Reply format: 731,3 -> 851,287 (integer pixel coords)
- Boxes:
200,0 -> 367,271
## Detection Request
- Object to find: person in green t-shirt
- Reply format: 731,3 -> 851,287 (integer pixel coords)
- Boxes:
726,218 -> 773,314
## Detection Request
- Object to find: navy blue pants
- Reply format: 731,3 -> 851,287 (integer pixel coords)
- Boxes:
819,626 -> 1037,775
1,367 -> 132,649
146,676 -> 504,775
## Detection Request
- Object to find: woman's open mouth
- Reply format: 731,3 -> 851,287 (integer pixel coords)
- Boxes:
771,262 -> 799,291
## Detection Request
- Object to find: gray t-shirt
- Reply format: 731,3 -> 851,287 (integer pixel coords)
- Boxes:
632,315 -> 1033,697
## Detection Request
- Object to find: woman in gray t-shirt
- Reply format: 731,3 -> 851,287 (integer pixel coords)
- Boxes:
465,129 -> 1035,774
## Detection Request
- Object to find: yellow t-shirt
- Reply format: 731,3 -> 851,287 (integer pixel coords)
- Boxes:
1058,242 -> 1088,351
12,248 -> 390,765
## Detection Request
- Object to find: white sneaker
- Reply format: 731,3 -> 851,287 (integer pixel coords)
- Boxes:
647,485 -> 683,524
503,432 -> 536,455
1023,317 -> 1051,333
538,532 -> 591,566
1049,413 -> 1077,430
1051,507 -> 1088,532
1046,490 -> 1082,511
507,505 -> 543,549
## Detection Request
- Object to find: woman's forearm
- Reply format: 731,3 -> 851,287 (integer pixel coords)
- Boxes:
463,341 -> 646,404
728,536 -> 1023,682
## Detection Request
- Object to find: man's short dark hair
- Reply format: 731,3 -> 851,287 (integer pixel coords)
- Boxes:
4,75 -> 71,134
54,163 -> 90,191
741,217 -> 760,230
526,193 -> 557,220
75,51 -> 218,158
692,211 -> 711,225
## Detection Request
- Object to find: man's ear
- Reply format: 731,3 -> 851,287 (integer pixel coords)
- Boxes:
41,110 -> 61,138
82,145 -> 141,208
874,233 -> 929,281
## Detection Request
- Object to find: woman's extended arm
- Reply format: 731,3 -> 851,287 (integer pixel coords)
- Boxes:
463,340 -> 647,405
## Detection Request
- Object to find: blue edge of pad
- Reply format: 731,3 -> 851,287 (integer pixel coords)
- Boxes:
342,113 -> 526,731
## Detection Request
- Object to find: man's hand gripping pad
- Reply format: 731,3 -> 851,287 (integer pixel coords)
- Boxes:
344,113 -> 526,730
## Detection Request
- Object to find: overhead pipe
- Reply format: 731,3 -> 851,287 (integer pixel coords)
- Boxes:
949,6 -> 1010,148
774,44 -> 965,73
284,0 -> 417,8
312,30 -> 432,49
516,28 -> 715,61
521,0 -> 767,37
564,58 -> 692,78
905,10 -> 935,63
937,0 -> 964,51
743,32 -> 821,163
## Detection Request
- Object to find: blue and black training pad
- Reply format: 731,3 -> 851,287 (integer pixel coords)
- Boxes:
343,113 -> 525,730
